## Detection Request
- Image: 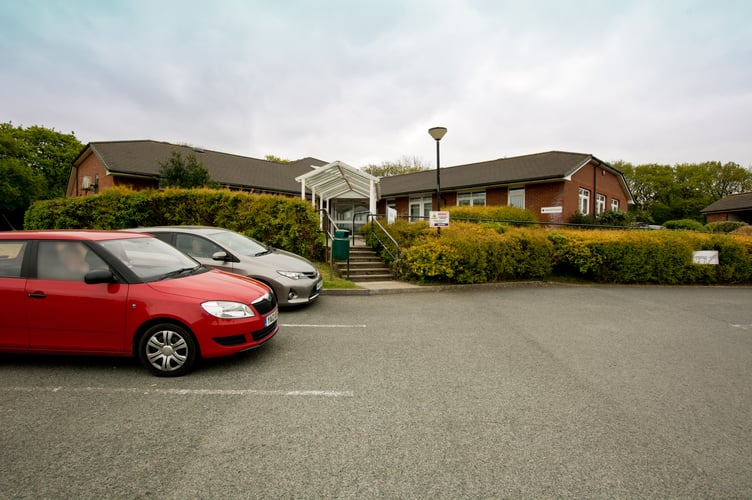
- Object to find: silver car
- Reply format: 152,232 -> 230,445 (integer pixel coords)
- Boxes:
129,226 -> 322,307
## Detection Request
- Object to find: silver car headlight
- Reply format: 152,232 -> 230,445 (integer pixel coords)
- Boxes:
201,301 -> 255,319
277,271 -> 306,280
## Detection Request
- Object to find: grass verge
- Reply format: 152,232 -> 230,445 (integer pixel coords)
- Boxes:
315,262 -> 361,289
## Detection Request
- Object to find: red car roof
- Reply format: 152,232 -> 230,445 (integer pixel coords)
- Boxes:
0,230 -> 151,241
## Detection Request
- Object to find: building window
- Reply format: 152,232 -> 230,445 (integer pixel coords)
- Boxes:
596,193 -> 606,215
457,191 -> 486,207
611,199 -> 620,211
409,196 -> 433,222
508,188 -> 525,209
578,188 -> 591,215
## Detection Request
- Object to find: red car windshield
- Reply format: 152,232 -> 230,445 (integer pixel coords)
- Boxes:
98,237 -> 201,281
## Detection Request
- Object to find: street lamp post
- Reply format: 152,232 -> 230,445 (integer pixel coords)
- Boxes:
428,126 -> 447,234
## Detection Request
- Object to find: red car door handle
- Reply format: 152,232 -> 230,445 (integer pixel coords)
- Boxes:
28,292 -> 46,299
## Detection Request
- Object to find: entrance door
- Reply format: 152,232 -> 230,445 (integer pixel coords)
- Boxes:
332,200 -> 369,233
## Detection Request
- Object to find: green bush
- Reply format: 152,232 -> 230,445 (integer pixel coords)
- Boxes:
400,223 -> 553,284
549,229 -> 752,284
663,219 -> 706,231
705,221 -> 747,233
374,219 -> 752,285
24,187 -> 325,260
448,205 -> 537,224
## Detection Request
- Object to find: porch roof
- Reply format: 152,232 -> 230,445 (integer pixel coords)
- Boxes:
295,160 -> 380,200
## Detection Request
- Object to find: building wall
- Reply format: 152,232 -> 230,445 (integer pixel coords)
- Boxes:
706,211 -> 752,224
570,162 -> 627,215
67,152 -> 159,197
67,153 -> 113,197
706,213 -> 729,223
486,186 -> 508,206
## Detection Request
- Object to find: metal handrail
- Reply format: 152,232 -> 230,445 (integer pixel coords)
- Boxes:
317,209 -> 340,272
365,213 -> 401,261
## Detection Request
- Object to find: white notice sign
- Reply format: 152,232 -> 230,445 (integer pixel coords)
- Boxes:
541,206 -> 563,214
429,211 -> 450,228
693,250 -> 719,265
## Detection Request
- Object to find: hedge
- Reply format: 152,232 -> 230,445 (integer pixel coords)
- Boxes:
663,219 -> 706,231
705,221 -> 747,233
24,187 -> 325,260
379,222 -> 752,284
448,205 -> 537,224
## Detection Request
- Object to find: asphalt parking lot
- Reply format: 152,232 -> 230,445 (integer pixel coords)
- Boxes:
1,285 -> 751,498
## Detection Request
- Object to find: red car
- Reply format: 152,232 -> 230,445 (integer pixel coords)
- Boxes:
0,231 -> 279,376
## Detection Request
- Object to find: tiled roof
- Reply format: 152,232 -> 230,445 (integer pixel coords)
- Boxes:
701,191 -> 752,213
380,151 -> 605,196
78,140 -> 327,194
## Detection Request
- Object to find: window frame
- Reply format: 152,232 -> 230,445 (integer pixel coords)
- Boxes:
595,193 -> 607,215
456,190 -> 486,207
0,241 -> 27,278
611,199 -> 620,211
409,195 -> 433,222
508,187 -> 525,209
578,188 -> 591,215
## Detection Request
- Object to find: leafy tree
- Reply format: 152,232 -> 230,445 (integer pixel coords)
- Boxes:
363,155 -> 430,177
616,160 -> 752,224
264,154 -> 291,164
159,150 -> 217,189
0,158 -> 44,212
0,122 -> 83,199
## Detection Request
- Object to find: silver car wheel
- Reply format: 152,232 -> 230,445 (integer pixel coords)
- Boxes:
146,329 -> 188,371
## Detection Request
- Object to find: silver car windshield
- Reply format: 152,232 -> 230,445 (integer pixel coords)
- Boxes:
209,231 -> 268,257
98,237 -> 200,281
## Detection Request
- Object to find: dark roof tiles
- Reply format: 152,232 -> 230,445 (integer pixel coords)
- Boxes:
701,191 -> 752,213
380,151 -> 597,196
82,140 -> 327,194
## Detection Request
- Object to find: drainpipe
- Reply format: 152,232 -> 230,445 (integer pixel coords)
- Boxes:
592,164 -> 597,215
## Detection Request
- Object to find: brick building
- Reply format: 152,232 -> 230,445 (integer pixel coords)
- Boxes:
66,142 -> 632,226
66,140 -> 327,197
378,151 -> 633,223
701,192 -> 752,224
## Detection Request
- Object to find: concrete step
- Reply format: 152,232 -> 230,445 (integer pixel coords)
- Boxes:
348,274 -> 396,282
347,260 -> 389,266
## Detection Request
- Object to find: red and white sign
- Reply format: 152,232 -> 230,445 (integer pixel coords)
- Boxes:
429,211 -> 450,228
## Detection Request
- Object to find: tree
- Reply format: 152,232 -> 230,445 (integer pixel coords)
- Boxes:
159,150 -> 216,189
616,159 -> 752,224
264,154 -> 291,164
362,155 -> 430,177
0,122 -> 83,199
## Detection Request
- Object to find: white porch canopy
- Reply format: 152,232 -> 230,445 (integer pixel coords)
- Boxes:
295,160 -> 380,217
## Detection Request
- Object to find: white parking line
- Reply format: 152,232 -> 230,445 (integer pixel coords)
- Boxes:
0,386 -> 353,397
280,324 -> 367,328
730,323 -> 752,330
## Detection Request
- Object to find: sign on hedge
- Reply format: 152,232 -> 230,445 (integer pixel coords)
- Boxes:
693,250 -> 719,265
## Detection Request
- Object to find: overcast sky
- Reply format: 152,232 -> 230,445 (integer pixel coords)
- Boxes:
2,0 -> 750,168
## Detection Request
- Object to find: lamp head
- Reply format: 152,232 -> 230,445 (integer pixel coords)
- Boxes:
428,127 -> 447,141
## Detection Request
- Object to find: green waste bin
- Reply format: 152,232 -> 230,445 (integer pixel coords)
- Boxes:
332,229 -> 350,261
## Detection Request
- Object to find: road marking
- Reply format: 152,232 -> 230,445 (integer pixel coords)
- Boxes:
0,386 -> 353,397
730,324 -> 752,331
280,324 -> 367,328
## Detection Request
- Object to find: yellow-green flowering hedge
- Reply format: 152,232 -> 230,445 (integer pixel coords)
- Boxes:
391,223 -> 752,284
24,187 -> 325,260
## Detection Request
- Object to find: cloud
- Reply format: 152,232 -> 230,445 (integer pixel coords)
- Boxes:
1,0 -> 750,167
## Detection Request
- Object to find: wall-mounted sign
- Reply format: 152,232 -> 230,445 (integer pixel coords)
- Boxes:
429,211 -> 450,228
541,206 -> 563,214
693,250 -> 719,265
